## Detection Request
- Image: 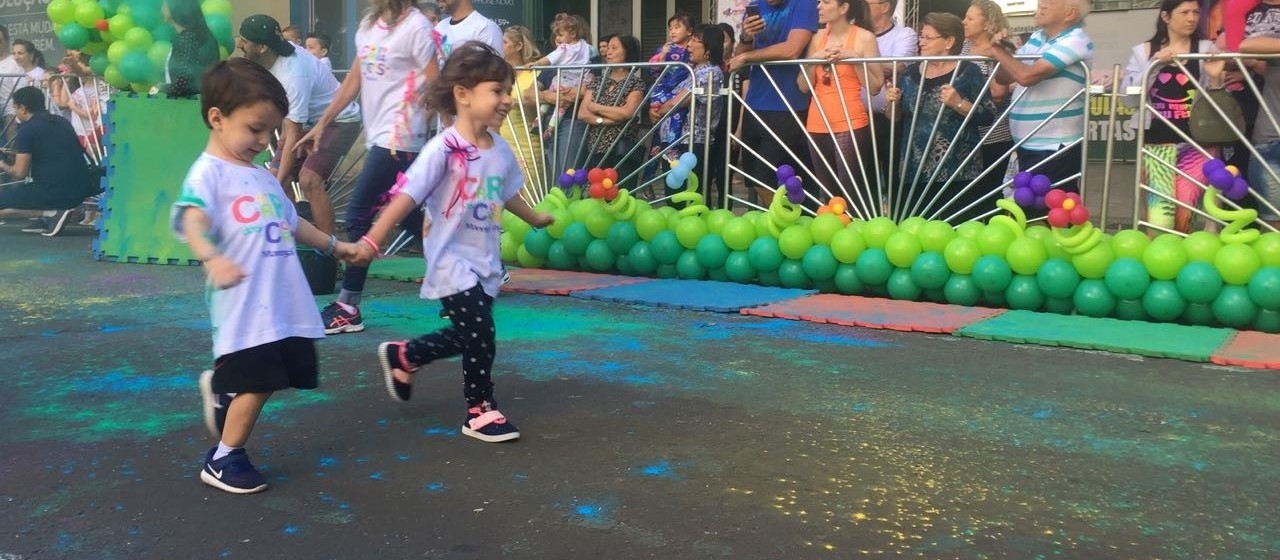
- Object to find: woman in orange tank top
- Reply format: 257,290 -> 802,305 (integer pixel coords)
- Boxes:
798,0 -> 882,216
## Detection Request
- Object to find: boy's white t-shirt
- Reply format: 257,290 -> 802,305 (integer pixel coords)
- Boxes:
545,39 -> 591,88
432,11 -> 504,61
270,44 -> 360,126
355,8 -> 435,151
399,128 -> 524,300
171,153 -> 325,358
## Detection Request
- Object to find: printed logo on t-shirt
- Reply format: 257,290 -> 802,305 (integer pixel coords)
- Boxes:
1151,70 -> 1196,122
231,192 -> 296,257
359,44 -> 389,77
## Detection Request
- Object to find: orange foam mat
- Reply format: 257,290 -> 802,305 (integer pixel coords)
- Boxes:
503,268 -> 653,296
742,293 -> 1006,334
1211,331 -> 1280,369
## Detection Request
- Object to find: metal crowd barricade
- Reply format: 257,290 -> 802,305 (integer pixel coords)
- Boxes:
1131,52 -> 1280,235
722,55 -> 1092,223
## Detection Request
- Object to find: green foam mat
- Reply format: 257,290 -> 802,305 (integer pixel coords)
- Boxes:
955,310 -> 1234,362
366,257 -> 425,282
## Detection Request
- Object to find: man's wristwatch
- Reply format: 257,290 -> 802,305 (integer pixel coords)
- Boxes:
595,117 -> 604,125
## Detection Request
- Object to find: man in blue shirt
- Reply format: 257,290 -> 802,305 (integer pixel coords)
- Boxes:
729,0 -> 818,207
0,87 -> 96,232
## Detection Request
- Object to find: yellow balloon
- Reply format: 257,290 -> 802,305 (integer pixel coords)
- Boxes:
1225,165 -> 1240,177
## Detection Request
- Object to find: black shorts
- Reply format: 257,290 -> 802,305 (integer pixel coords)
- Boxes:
212,337 -> 319,394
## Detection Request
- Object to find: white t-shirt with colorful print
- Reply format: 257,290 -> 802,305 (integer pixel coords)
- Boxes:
432,11 -> 504,62
172,153 -> 324,358
398,128 -> 524,300
354,8 -> 435,152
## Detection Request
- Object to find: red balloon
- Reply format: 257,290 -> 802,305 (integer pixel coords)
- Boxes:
587,168 -> 604,183
603,168 -> 619,182
603,186 -> 619,201
1068,205 -> 1089,225
589,183 -> 605,199
96,19 -> 109,31
1048,207 -> 1070,228
1045,189 -> 1068,209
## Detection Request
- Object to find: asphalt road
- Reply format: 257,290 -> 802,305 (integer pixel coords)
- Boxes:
1,221 -> 1277,559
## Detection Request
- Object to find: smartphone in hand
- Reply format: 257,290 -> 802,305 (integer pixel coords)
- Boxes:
744,1 -> 761,20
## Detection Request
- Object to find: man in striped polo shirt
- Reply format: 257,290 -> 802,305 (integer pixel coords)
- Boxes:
979,0 -> 1093,201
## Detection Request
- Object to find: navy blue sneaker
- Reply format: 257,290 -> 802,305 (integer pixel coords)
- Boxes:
462,401 -> 520,443
377,341 -> 416,402
200,448 -> 268,494
321,301 -> 364,334
199,370 -> 232,437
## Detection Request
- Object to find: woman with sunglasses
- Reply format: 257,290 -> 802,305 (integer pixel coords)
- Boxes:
798,0 -> 881,210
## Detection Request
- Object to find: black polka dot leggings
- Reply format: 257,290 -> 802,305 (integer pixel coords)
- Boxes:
403,287 -> 496,407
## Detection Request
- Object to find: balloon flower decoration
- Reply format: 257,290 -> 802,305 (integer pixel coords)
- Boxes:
586,167 -> 621,201
1201,158 -> 1258,244
557,167 -> 589,193
763,165 -> 802,237
1012,172 -> 1052,210
668,152 -> 710,216
47,0 -> 235,93
1046,188 -> 1100,254
816,197 -> 851,224
778,164 -> 805,205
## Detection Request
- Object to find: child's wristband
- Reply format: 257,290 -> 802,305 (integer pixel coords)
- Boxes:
325,234 -> 338,257
360,235 -> 381,256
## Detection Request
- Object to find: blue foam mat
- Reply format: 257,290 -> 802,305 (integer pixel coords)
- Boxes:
570,279 -> 816,312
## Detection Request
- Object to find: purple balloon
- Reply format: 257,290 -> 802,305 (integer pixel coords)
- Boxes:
777,164 -> 795,182
1203,158 -> 1226,175
1034,195 -> 1047,210
1014,186 -> 1035,207
558,173 -> 574,188
575,169 -> 589,184
1030,174 -> 1052,196
786,189 -> 806,205
1208,169 -> 1235,190
1227,177 -> 1251,200
784,175 -> 803,192
1013,171 -> 1032,191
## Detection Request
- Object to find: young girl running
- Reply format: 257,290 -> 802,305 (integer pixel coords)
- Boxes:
351,42 -> 554,443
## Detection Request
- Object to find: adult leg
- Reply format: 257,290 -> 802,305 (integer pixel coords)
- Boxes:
764,110 -> 816,211
338,146 -> 421,303
1248,140 -> 1280,224
740,111 -> 777,205
299,121 -> 363,235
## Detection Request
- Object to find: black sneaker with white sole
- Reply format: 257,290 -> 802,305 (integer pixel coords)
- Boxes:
377,341 -> 416,402
321,302 -> 364,334
200,447 -> 268,494
199,370 -> 232,437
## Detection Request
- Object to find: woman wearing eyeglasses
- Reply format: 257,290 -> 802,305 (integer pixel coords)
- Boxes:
798,0 -> 881,211
884,12 -> 995,220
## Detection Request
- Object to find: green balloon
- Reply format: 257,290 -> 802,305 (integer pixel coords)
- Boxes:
1044,295 -> 1075,314
887,268 -> 921,300
1114,298 -> 1147,321
628,241 -> 658,275
898,216 -> 926,234
1248,266 -> 1280,309
1072,243 -> 1115,280
944,237 -> 982,275
705,208 -> 734,234
562,222 -> 592,256
1215,243 -> 1261,285
201,0 -> 233,18
123,26 -> 152,49
695,234 -> 730,269
1005,236 -> 1048,275
546,209 -> 571,238
1212,285 -> 1258,327
757,268 -> 781,286
1043,233 -> 1072,261
1182,302 -> 1215,325
103,64 -> 127,88
524,229 -> 554,259
1025,225 -> 1051,241
778,259 -> 810,288
1036,258 -> 1081,299
917,220 -> 957,253
676,216 -> 708,250
1074,279 -> 1116,317
955,221 -> 984,239
855,248 -> 893,285
1176,261 -> 1224,304
568,198 -> 600,221
657,206 -> 678,217
584,209 -> 615,238
884,231 -> 922,269
615,255 -> 635,276
1183,231 -> 1222,263
748,237 -> 784,272
1254,309 -> 1280,333
1104,258 -> 1151,301
48,0 -> 76,24
500,232 -> 517,262
546,241 -> 575,270
676,250 -> 706,279
59,23 -> 91,49
862,217 -> 898,248
1110,229 -> 1150,261
75,1 -> 105,28
778,225 -> 814,260
119,51 -> 152,83
1253,232 -> 1280,266
584,239 -> 615,271
984,288 -> 1007,307
203,13 -> 232,48
1005,275 -> 1045,310
635,211 -> 666,241
725,251 -> 755,283
801,245 -> 838,281
721,217 -> 756,251
809,214 -> 845,245
605,221 -> 639,255
830,227 -> 866,264
656,264 -> 678,279
909,252 -> 949,290
108,13 -> 134,38
944,274 -> 981,306
972,255 -> 1013,293
151,23 -> 175,43
1143,280 -> 1187,321
1142,237 -> 1188,280
709,267 -> 730,282
651,231 -> 683,265
667,212 -> 683,233
516,245 -> 544,268
89,52 -> 109,75
976,224 -> 1016,256
834,263 -> 863,295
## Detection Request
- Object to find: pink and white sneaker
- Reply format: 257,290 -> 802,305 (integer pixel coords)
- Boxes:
461,401 -> 520,442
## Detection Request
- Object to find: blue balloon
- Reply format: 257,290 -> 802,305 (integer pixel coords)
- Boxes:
665,172 -> 683,189
678,152 -> 698,170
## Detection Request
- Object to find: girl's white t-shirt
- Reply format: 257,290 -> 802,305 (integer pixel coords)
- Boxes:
69,79 -> 111,137
545,39 -> 591,88
398,128 -> 524,300
354,9 -> 436,152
